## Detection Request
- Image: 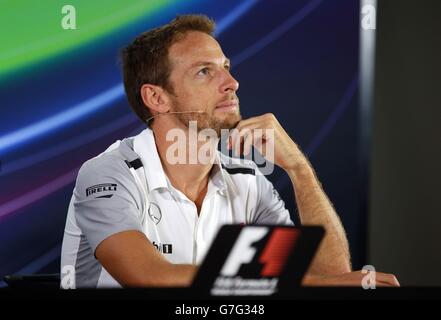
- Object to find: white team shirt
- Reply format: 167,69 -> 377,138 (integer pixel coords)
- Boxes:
61,128 -> 293,288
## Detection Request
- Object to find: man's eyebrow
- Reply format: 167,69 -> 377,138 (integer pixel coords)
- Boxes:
189,58 -> 231,68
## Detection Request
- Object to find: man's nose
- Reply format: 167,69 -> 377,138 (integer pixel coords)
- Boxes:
220,70 -> 239,93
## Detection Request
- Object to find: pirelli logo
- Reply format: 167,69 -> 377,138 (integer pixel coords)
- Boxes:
86,183 -> 117,197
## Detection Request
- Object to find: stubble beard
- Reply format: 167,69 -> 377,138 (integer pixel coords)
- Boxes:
173,102 -> 242,138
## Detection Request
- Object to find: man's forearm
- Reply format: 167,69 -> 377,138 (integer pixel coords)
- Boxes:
160,264 -> 198,287
286,160 -> 351,275
122,264 -> 198,288
231,113 -> 351,275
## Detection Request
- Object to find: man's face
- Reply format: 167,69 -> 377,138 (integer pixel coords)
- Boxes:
166,31 -> 241,136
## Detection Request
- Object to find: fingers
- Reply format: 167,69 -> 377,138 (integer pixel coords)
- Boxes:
235,114 -> 268,130
228,126 -> 256,156
243,129 -> 253,156
227,114 -> 278,157
304,271 -> 401,287
356,270 -> 400,287
375,272 -> 400,287
235,113 -> 277,131
228,122 -> 268,154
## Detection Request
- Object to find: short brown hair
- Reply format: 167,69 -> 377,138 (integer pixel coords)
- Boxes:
120,14 -> 216,123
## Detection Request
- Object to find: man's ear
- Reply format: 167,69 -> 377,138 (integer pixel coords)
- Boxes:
140,84 -> 170,115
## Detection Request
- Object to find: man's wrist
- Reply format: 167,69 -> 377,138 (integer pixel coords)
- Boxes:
284,157 -> 314,180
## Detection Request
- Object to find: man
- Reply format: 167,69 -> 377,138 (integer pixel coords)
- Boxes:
61,15 -> 399,288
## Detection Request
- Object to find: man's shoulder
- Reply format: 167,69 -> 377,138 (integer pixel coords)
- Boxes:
77,137 -> 139,180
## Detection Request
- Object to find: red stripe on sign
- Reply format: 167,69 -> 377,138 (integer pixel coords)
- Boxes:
259,228 -> 299,277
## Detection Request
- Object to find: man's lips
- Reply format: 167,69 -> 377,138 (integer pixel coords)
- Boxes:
215,99 -> 239,112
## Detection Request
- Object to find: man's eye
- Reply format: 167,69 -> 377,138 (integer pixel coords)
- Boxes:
197,67 -> 209,76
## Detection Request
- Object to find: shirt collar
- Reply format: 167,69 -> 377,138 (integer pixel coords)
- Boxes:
133,127 -> 168,192
216,152 -> 238,196
209,158 -> 226,196
133,128 -> 233,196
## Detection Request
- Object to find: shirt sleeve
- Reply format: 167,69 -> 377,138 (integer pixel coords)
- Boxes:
73,156 -> 144,255
252,172 -> 294,226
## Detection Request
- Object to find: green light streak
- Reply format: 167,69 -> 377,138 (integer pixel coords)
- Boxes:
0,0 -> 179,76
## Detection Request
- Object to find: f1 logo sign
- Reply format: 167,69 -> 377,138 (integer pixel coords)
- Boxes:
220,227 -> 269,276
219,226 -> 299,277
